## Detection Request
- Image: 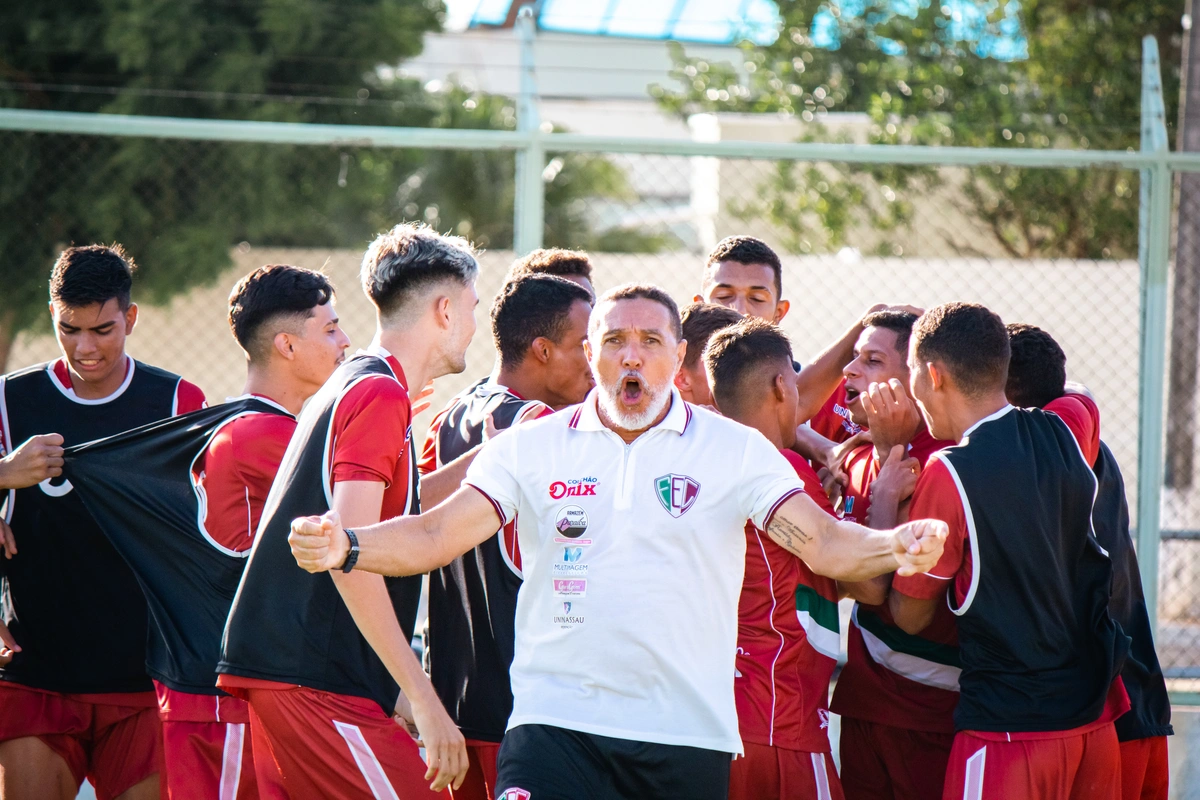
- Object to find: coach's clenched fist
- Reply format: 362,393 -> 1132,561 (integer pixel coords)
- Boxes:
890,518 -> 948,577
289,511 -> 350,573
0,433 -> 65,490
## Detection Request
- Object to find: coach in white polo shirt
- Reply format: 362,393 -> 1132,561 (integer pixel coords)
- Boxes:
288,283 -> 947,800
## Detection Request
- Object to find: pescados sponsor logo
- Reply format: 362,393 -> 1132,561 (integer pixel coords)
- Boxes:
548,476 -> 598,499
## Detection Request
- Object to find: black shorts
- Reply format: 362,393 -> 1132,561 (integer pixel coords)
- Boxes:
495,723 -> 732,800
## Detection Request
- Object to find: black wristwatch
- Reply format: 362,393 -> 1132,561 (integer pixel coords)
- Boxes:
340,528 -> 360,573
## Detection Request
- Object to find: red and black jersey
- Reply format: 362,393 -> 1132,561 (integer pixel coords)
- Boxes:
62,397 -> 291,698
424,380 -> 548,742
830,426 -> 959,734
1091,441 -> 1172,742
218,351 -> 422,714
895,405 -> 1127,733
0,358 -> 205,694
734,449 -> 840,753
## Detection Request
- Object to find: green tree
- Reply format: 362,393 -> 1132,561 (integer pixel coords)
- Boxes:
0,0 -> 644,370
651,0 -> 1181,258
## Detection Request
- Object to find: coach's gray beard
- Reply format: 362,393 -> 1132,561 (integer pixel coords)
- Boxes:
598,373 -> 673,431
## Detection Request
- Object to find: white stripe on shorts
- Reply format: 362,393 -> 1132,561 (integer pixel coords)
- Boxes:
810,752 -> 832,800
333,720 -> 401,800
219,723 -> 245,800
963,746 -> 987,800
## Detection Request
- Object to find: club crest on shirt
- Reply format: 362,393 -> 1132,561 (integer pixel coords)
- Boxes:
654,474 -> 700,518
499,790 -> 531,800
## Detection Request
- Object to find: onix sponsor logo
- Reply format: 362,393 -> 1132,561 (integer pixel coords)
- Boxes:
654,474 -> 700,518
548,476 -> 598,499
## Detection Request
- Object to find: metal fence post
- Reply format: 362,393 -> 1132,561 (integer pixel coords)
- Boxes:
1137,35 -> 1171,638
513,4 -> 545,256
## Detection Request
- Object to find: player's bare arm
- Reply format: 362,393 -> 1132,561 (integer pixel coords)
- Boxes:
764,491 -> 946,583
836,445 -> 919,604
888,590 -> 940,636
0,433 -> 65,490
327,480 -> 468,792
289,485 -> 504,577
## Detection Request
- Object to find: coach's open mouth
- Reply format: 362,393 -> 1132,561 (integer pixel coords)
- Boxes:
621,376 -> 644,406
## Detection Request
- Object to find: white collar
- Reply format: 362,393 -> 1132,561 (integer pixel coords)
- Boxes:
962,404 -> 1016,438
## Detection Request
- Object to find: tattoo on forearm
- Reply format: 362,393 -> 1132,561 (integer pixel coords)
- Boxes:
768,516 -> 813,553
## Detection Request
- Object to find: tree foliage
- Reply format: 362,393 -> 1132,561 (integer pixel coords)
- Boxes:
651,0 -> 1182,258
0,0 -> 645,369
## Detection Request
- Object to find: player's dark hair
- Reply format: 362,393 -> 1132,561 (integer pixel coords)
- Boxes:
704,317 -> 794,415
228,265 -> 335,359
594,283 -> 683,341
492,274 -> 593,369
508,248 -> 594,284
704,235 -> 784,298
913,302 -> 1010,397
862,309 -> 920,354
49,244 -> 136,310
361,222 -> 478,320
680,302 -> 742,369
1005,322 -> 1067,408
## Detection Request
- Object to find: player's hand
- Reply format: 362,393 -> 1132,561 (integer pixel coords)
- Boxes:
393,692 -> 422,740
861,380 -> 922,456
868,446 -> 920,526
288,511 -> 350,573
411,381 -> 436,417
0,518 -> 16,560
0,434 -> 65,490
890,518 -> 948,577
817,466 -> 847,510
409,691 -> 468,791
0,619 -> 20,667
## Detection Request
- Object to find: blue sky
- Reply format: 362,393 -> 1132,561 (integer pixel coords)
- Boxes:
444,0 -> 1027,59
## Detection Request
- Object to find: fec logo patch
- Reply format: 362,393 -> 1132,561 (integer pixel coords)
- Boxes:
655,474 -> 700,518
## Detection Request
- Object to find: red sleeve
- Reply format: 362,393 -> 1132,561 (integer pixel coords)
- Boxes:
330,376 -> 411,487
1044,394 -> 1100,467
174,380 -> 207,415
891,458 -> 968,601
780,449 -> 837,517
232,415 -> 295,545
418,407 -> 449,475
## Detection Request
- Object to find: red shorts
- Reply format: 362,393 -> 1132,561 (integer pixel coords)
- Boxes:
1118,736 -> 1169,800
244,684 -> 446,798
942,723 -> 1120,800
162,718 -> 294,800
729,741 -> 843,800
450,740 -> 500,800
838,716 -> 954,800
0,682 -> 161,800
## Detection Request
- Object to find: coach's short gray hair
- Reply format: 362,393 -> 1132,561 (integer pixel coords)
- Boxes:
360,222 -> 479,321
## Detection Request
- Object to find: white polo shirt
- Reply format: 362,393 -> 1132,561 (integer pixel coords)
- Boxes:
464,389 -> 805,753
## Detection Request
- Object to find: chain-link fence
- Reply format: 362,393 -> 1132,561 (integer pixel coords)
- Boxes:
2,99 -> 1197,694
5,96 -> 1200,793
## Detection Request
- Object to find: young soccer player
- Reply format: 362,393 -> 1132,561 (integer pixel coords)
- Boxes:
160,265 -> 349,797
704,318 -> 844,800
675,302 -> 743,406
1006,322 -> 1172,800
218,224 -> 480,796
423,274 -> 594,800
825,310 -> 958,800
886,303 -> 1129,800
0,245 -> 205,800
